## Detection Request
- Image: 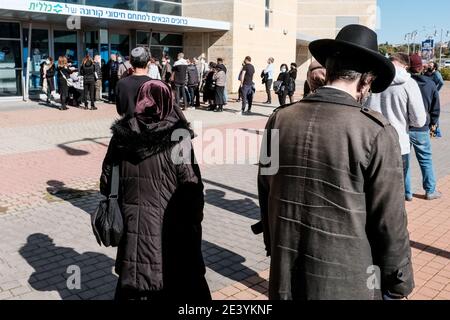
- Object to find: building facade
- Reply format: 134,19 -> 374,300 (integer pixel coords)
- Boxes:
0,0 -> 376,100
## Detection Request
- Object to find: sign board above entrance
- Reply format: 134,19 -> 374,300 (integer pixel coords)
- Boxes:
1,0 -> 231,31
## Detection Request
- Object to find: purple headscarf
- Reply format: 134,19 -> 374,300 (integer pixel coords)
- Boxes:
135,80 -> 174,121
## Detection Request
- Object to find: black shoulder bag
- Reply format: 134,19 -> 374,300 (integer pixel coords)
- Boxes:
92,165 -> 124,247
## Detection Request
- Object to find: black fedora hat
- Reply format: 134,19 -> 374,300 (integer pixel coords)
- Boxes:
309,24 -> 395,93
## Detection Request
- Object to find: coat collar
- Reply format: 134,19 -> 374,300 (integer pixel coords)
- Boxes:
302,86 -> 362,109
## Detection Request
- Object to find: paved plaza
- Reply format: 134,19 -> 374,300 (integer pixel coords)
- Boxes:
0,88 -> 449,300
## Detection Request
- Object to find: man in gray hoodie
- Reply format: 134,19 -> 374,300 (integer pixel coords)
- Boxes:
367,53 -> 427,201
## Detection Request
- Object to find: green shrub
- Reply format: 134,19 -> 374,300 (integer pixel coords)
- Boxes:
440,67 -> 450,81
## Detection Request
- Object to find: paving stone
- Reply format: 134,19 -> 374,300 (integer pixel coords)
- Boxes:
0,91 -> 449,300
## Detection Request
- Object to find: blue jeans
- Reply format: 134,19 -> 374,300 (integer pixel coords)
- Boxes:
241,85 -> 254,112
405,131 -> 437,197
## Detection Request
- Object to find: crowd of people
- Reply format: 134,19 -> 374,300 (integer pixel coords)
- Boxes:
100,51 -> 234,112
41,47 -> 303,114
299,50 -> 443,202
97,24 -> 447,301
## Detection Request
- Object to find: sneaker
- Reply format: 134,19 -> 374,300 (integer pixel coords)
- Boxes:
425,191 -> 442,200
405,196 -> 413,202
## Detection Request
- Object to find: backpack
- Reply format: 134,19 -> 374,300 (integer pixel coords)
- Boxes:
120,62 -> 134,79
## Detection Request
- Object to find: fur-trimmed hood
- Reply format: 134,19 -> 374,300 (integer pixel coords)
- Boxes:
111,110 -> 194,162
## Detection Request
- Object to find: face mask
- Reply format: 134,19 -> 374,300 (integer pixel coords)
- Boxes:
281,68 -> 287,73
162,61 -> 166,65
46,59 -> 50,64
117,57 -> 123,63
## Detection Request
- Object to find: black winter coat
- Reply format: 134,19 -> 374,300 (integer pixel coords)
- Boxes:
258,87 -> 414,300
276,72 -> 290,94
81,61 -> 96,84
46,64 -> 56,79
100,108 -> 210,300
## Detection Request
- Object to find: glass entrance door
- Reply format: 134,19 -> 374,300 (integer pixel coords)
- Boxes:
23,28 -> 50,95
0,22 -> 22,97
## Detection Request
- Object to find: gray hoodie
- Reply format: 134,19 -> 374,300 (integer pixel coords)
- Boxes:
366,66 -> 427,155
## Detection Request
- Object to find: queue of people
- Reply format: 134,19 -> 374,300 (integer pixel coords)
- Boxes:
42,49 -> 302,114
97,24 -> 446,302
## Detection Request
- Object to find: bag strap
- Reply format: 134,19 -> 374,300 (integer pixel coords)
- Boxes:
110,165 -> 120,198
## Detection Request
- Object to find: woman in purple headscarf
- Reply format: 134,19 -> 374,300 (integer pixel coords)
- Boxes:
100,79 -> 210,301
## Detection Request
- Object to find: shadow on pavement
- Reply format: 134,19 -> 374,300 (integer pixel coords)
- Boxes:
203,179 -> 259,200
205,189 -> 260,220
203,240 -> 268,295
57,144 -> 90,156
57,137 -> 110,156
46,180 -> 100,215
410,241 -> 450,260
19,233 -> 117,300
37,101 -> 61,110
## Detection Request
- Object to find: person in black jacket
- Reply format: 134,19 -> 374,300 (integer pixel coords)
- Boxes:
80,55 -> 97,110
172,53 -> 189,110
100,79 -> 210,301
42,57 -> 56,103
258,25 -> 414,300
275,64 -> 290,106
288,63 -> 297,103
187,58 -> 200,109
405,54 -> 441,201
203,62 -> 217,110
57,56 -> 70,111
106,54 -> 120,103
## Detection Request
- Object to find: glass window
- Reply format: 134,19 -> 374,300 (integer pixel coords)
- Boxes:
84,31 -> 99,57
84,0 -> 135,10
0,39 -> 22,96
110,34 -> 130,58
54,30 -> 78,67
23,29 -> 50,92
0,22 -> 20,39
0,40 -> 22,69
137,0 -> 182,16
151,33 -> 183,46
137,31 -> 151,46
0,69 -> 22,96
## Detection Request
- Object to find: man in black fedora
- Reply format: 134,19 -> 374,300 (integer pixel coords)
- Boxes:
258,25 -> 414,300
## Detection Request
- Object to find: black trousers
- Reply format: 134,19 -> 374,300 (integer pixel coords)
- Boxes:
84,81 -> 96,107
175,84 -> 188,108
265,79 -> 273,102
278,89 -> 288,106
108,77 -> 118,102
59,81 -> 69,108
